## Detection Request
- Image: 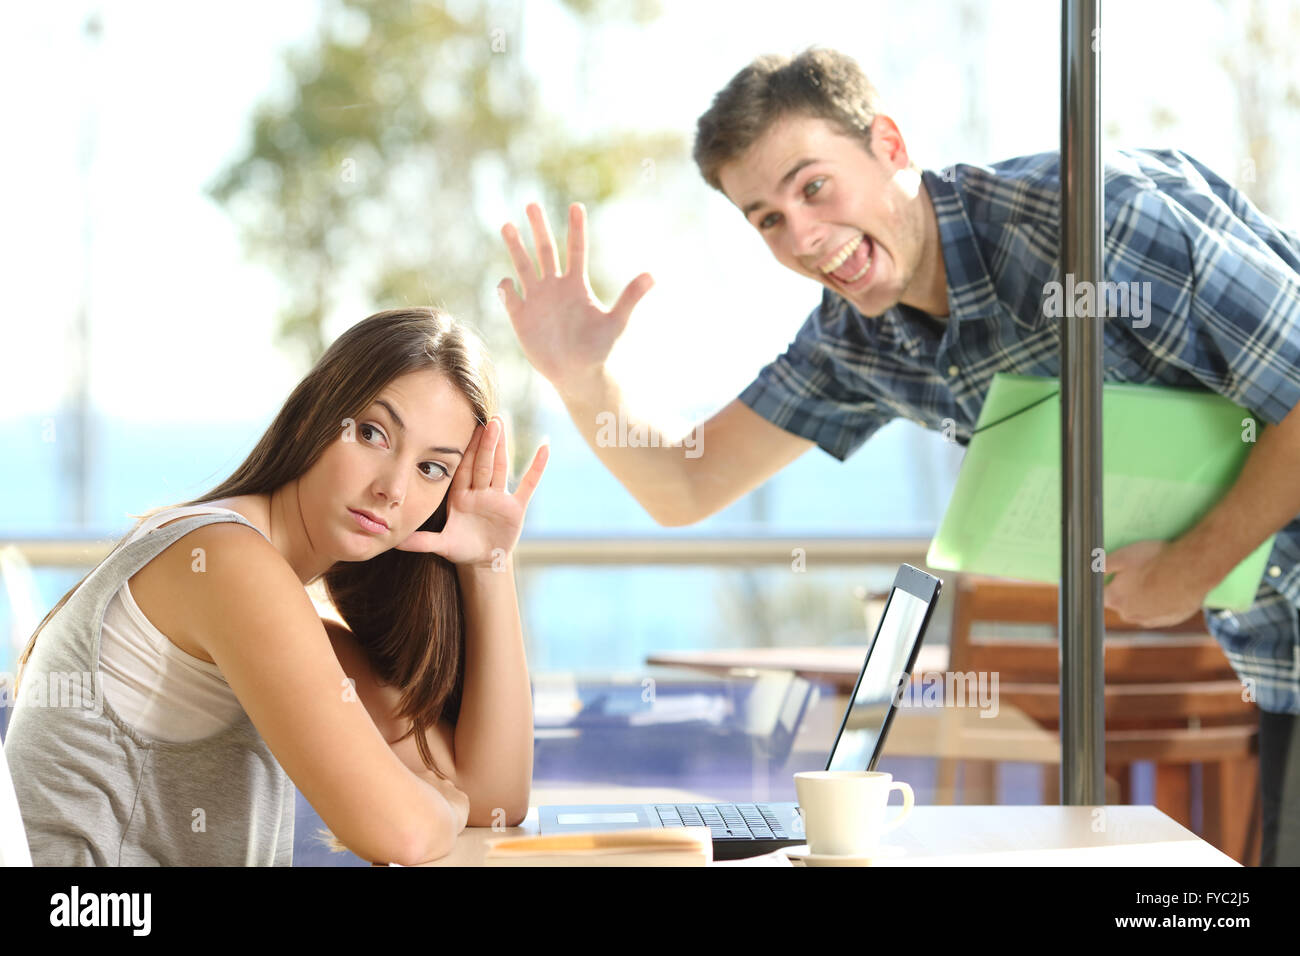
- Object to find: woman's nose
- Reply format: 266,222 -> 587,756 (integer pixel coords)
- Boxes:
376,468 -> 406,507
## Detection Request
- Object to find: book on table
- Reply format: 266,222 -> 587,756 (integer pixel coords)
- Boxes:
483,827 -> 712,866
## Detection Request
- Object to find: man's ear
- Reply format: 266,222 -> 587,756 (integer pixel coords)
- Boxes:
868,114 -> 908,168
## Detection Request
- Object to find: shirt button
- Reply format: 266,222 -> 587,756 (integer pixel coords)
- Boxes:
947,364 -> 959,377
1268,565 -> 1282,578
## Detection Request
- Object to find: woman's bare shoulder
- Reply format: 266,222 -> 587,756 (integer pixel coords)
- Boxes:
152,495 -> 270,536
128,495 -> 285,663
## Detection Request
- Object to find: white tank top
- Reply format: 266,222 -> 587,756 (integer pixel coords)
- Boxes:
99,505 -> 272,743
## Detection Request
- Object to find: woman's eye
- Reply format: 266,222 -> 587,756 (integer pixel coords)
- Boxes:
357,424 -> 445,479
804,177 -> 825,197
759,212 -> 780,230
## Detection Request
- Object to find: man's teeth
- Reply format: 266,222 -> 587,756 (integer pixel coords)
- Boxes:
820,235 -> 874,284
844,253 -> 872,283
820,234 -> 864,274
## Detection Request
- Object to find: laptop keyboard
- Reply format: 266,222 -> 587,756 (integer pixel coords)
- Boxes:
654,804 -> 794,842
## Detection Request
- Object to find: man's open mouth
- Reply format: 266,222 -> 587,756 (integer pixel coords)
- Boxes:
819,234 -> 874,287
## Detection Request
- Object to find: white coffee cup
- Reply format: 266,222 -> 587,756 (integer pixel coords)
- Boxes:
793,770 -> 914,856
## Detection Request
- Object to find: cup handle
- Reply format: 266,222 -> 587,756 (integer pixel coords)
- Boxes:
881,782 -> 914,833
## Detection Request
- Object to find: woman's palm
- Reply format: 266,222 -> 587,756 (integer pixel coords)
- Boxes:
396,417 -> 547,567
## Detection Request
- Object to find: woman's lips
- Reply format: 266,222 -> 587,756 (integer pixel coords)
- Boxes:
349,508 -> 388,534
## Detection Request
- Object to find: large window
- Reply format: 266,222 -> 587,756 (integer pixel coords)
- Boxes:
3,0 -> 1297,671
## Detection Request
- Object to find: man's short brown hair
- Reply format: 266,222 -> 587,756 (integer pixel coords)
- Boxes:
694,47 -> 892,193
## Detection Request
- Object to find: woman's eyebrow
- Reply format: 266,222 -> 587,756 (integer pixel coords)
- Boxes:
372,399 -> 464,457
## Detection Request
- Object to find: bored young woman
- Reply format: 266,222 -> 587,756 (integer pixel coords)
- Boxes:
6,307 -> 547,866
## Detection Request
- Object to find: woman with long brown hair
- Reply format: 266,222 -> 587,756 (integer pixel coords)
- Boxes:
5,306 -> 547,866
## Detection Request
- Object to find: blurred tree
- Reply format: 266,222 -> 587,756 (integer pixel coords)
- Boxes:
207,0 -> 681,475
1216,0 -> 1300,220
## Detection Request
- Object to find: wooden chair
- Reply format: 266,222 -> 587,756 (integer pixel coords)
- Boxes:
941,574 -> 1261,865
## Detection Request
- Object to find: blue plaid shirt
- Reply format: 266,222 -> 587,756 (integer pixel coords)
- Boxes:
739,148 -> 1300,713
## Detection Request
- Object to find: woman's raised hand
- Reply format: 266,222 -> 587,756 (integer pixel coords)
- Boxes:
394,416 -> 547,569
499,202 -> 654,398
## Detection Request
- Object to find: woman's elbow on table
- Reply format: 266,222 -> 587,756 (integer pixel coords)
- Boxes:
466,801 -> 528,829
396,813 -> 461,866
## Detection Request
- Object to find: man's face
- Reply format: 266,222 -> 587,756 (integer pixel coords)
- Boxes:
299,368 -> 479,560
718,112 -> 927,318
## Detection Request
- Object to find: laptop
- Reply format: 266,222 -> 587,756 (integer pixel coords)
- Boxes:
538,564 -> 943,860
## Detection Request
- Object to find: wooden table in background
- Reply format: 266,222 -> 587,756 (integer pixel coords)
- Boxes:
644,644 -> 950,692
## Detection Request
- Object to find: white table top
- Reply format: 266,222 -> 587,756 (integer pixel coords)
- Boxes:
409,789 -> 1239,866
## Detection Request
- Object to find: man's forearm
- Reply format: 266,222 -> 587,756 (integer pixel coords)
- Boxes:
558,368 -> 703,526
1170,401 -> 1300,589
453,560 -> 533,825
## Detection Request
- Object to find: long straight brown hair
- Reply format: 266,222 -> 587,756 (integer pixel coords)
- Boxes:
15,307 -> 496,791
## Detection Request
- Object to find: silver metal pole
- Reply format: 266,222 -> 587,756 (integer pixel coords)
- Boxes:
1059,0 -> 1106,805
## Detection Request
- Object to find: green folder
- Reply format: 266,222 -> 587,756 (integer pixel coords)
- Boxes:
926,373 -> 1274,611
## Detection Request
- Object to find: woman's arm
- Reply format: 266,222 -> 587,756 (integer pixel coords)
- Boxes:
322,617 -> 459,774
388,416 -> 547,829
326,564 -> 534,829
451,556 -> 533,827
325,574 -> 533,832
332,418 -> 546,832
182,523 -> 462,866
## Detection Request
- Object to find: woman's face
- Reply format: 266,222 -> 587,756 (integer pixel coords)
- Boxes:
300,368 -> 480,560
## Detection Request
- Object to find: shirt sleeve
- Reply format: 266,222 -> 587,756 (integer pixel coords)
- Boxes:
1109,176 -> 1300,426
737,302 -> 893,462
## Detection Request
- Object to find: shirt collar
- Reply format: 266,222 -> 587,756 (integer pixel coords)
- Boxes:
919,166 -> 1002,330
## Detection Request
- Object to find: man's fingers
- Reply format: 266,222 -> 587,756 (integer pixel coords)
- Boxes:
513,444 -> 549,510
566,203 -> 587,277
1104,545 -> 1134,573
1105,539 -> 1164,575
501,222 -> 538,288
610,272 -> 654,323
526,203 -> 561,278
1102,586 -> 1126,620
1102,579 -> 1138,625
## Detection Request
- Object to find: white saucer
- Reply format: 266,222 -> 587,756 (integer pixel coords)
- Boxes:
781,844 -> 906,867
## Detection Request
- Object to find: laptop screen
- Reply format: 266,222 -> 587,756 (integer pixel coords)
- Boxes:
825,585 -> 931,772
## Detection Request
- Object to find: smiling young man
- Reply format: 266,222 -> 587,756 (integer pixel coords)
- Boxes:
499,47 -> 1300,865
720,111 -> 949,321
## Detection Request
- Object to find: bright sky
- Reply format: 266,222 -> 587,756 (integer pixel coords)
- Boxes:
1,0 -> 1289,432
